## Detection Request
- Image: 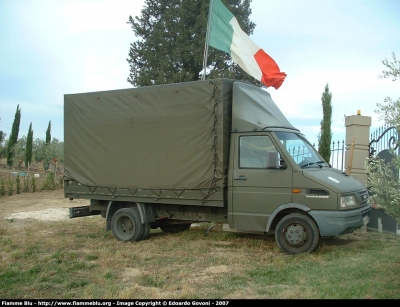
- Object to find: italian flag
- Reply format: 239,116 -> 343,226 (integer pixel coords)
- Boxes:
208,0 -> 287,89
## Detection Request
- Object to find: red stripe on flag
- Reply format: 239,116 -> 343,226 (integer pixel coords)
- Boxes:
254,49 -> 287,89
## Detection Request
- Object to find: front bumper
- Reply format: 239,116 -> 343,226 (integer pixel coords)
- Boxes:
309,204 -> 371,237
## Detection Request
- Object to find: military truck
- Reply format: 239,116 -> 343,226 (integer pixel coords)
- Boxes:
64,78 -> 371,254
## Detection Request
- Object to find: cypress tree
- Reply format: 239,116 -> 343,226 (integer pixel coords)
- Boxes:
318,84 -> 332,163
43,121 -> 52,171
6,104 -> 21,166
127,0 -> 257,87
45,121 -> 51,145
25,123 -> 33,168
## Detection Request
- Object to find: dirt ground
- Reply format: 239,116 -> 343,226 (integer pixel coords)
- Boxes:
0,189 -> 89,222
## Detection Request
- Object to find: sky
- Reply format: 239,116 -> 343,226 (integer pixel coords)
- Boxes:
1,0 -> 399,147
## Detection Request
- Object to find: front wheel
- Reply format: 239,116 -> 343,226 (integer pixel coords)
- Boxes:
275,213 -> 319,255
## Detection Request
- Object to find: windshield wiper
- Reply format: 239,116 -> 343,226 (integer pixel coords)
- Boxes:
300,161 -> 328,169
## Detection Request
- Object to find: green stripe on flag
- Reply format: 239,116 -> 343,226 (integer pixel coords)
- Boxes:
209,0 -> 234,55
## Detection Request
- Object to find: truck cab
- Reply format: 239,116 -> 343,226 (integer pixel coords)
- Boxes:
227,82 -> 371,254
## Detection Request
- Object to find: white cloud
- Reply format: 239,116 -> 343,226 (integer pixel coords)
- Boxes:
64,0 -> 142,33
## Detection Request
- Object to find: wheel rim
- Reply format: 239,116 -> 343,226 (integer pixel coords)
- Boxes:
117,216 -> 134,238
283,223 -> 307,246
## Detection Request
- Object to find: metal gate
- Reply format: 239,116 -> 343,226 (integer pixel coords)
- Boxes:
369,125 -> 400,157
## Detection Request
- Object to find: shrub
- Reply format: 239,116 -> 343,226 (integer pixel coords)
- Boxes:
366,154 -> 400,223
23,176 -> 29,193
16,175 -> 21,194
7,177 -> 14,196
31,177 -> 37,193
0,178 -> 5,196
42,172 -> 56,190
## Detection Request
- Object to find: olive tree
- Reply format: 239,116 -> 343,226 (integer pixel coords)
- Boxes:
12,136 -> 27,169
0,130 -> 6,159
366,52 -> 400,223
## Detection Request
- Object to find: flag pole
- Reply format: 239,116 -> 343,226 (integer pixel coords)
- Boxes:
201,0 -> 214,81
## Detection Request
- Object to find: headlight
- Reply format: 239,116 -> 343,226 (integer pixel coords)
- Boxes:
340,195 -> 357,208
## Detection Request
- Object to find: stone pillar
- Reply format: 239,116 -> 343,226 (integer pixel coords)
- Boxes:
344,110 -> 371,184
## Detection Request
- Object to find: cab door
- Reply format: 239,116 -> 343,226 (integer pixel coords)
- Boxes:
230,133 -> 293,231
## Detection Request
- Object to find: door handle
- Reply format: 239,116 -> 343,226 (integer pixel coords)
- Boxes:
234,175 -> 247,180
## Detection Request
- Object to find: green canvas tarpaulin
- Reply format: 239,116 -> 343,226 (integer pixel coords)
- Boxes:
64,79 -> 233,191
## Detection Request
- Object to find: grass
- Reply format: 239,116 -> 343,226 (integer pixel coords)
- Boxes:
0,215 -> 399,299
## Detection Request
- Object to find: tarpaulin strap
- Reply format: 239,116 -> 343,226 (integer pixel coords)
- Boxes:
204,82 -> 221,202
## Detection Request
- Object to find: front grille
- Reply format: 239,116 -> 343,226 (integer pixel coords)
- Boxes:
357,189 -> 369,206
307,189 -> 329,195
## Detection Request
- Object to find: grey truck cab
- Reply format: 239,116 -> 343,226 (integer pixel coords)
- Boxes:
65,78 -> 371,254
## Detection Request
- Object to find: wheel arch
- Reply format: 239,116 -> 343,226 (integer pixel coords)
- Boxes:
105,201 -> 156,231
266,203 -> 317,233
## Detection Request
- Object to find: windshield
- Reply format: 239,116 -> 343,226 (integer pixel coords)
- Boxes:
274,131 -> 329,168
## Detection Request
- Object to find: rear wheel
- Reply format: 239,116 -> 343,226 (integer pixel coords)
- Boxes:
160,223 -> 191,233
275,213 -> 319,255
111,208 -> 144,241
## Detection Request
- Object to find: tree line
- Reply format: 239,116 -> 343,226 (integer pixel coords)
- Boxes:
0,106 -> 63,170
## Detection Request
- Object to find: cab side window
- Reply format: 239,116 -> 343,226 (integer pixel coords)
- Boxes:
239,135 -> 277,168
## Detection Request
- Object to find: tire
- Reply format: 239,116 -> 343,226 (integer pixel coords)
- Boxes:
160,223 -> 191,233
275,213 -> 319,255
111,208 -> 144,242
141,222 -> 151,240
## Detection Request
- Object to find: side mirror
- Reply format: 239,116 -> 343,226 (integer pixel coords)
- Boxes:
266,151 -> 280,169
279,158 -> 288,170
